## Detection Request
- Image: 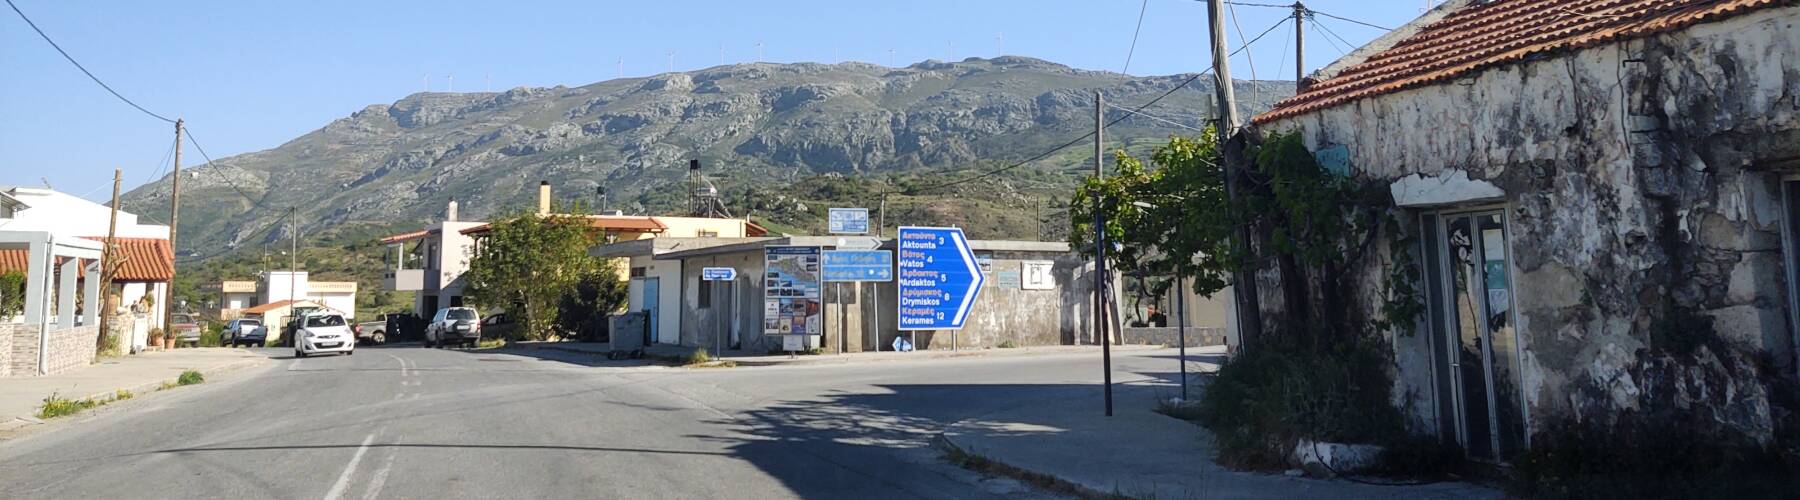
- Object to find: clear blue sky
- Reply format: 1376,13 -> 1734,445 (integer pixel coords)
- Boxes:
2,0 -> 1432,201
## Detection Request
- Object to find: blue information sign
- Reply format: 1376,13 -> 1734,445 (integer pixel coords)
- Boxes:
828,208 -> 870,234
702,267 -> 738,281
895,226 -> 985,330
822,250 -> 893,282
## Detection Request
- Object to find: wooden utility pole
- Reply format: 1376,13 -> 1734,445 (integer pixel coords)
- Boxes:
1208,0 -> 1263,350
97,169 -> 121,352
1294,2 -> 1307,87
164,119 -> 183,347
1094,90 -> 1114,417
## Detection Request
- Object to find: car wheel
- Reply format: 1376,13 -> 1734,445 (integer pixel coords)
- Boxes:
372,332 -> 386,345
346,350 -> 355,356
295,349 -> 307,358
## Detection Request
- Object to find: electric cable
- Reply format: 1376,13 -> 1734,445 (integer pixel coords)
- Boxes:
5,0 -> 177,124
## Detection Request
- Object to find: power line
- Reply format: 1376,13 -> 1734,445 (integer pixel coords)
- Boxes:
1223,1 -> 1393,31
5,0 -> 177,124
1104,102 -> 1206,132
174,214 -> 288,263
895,15 -> 1289,195
1310,9 -> 1392,31
1312,14 -> 1362,53
1121,0 -> 1150,74
185,130 -> 267,210
1227,0 -> 1259,106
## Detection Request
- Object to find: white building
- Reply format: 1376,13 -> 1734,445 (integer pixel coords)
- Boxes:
0,187 -> 173,352
259,271 -> 358,320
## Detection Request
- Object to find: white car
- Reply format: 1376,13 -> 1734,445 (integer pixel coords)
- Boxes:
425,307 -> 481,348
294,312 -> 355,358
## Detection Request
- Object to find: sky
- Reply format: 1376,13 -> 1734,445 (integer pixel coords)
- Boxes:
1,0 -> 1438,201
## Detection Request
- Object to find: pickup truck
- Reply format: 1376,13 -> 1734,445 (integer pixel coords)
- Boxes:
170,313 -> 203,348
353,313 -> 405,345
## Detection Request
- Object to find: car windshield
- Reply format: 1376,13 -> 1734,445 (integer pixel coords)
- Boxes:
240,320 -> 260,326
447,309 -> 476,320
305,315 -> 346,327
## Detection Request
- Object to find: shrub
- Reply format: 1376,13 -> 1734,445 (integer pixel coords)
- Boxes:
477,337 -> 508,349
37,393 -> 99,419
199,323 -> 224,347
177,370 -> 204,386
686,347 -> 712,365
1193,334 -> 1405,470
113,389 -> 134,401
996,340 -> 1019,349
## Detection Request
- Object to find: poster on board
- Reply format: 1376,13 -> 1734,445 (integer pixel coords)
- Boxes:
764,246 -> 823,347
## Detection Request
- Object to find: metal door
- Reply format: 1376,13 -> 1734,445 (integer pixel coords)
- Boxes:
643,277 -> 660,344
1427,210 -> 1527,461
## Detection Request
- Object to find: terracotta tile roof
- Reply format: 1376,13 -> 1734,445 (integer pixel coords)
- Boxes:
1254,0 -> 1793,124
95,237 -> 174,282
379,228 -> 438,244
0,237 -> 172,282
242,299 -> 305,315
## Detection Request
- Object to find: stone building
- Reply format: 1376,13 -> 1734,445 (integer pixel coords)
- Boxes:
1252,0 -> 1800,461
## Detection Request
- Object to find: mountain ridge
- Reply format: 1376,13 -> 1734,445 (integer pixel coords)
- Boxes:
120,56 -> 1293,258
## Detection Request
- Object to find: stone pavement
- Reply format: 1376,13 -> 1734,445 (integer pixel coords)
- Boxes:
936,347 -> 1503,499
0,347 -> 272,431
513,340 -> 1165,367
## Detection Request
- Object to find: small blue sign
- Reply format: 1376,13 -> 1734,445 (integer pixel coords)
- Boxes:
702,267 -> 738,281
895,226 -> 985,331
828,208 -> 869,234
822,250 -> 893,282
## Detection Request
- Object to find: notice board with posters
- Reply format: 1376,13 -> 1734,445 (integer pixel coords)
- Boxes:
763,246 -> 823,347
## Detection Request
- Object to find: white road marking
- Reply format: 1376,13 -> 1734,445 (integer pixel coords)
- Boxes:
383,353 -> 411,377
360,447 -> 399,500
324,430 -> 379,500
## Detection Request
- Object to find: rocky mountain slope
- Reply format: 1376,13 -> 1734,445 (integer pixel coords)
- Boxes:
121,57 -> 1293,259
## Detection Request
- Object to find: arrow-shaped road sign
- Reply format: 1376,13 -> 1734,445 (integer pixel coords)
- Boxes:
895,226 -> 985,330
835,236 -> 882,250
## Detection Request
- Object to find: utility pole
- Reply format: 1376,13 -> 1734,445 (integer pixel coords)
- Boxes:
165,119 -> 183,347
1208,0 -> 1263,351
289,206 -> 298,310
1293,2 -> 1307,87
1094,91 -> 1114,417
97,169 -> 120,352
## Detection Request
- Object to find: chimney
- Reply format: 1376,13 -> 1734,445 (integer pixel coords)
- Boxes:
446,199 -> 459,222
537,181 -> 551,215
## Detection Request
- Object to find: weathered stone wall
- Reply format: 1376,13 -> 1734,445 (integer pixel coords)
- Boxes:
1261,7 -> 1800,441
1121,326 -> 1228,347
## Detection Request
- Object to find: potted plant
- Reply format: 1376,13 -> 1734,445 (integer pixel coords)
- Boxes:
148,327 -> 165,350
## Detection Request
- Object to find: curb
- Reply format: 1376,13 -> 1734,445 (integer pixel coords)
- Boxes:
3,355 -> 272,431
932,429 -> 1113,499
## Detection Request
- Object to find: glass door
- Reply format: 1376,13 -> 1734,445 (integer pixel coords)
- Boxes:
1427,210 -> 1526,462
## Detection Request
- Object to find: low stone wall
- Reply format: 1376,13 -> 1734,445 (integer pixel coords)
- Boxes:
4,323 -> 100,377
1121,326 -> 1228,348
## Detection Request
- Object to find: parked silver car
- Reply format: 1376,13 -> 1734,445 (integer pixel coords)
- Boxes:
425,307 -> 481,348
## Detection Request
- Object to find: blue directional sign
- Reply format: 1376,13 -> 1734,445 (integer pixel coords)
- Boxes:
822,250 -> 893,282
828,208 -> 870,234
895,226 -> 985,330
702,267 -> 738,281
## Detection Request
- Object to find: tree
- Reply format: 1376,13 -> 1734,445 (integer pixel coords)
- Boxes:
1070,132 -> 1238,303
464,210 -> 617,340
0,270 -> 25,318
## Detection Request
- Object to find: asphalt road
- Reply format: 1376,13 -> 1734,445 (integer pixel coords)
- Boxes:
0,344 -> 1207,499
